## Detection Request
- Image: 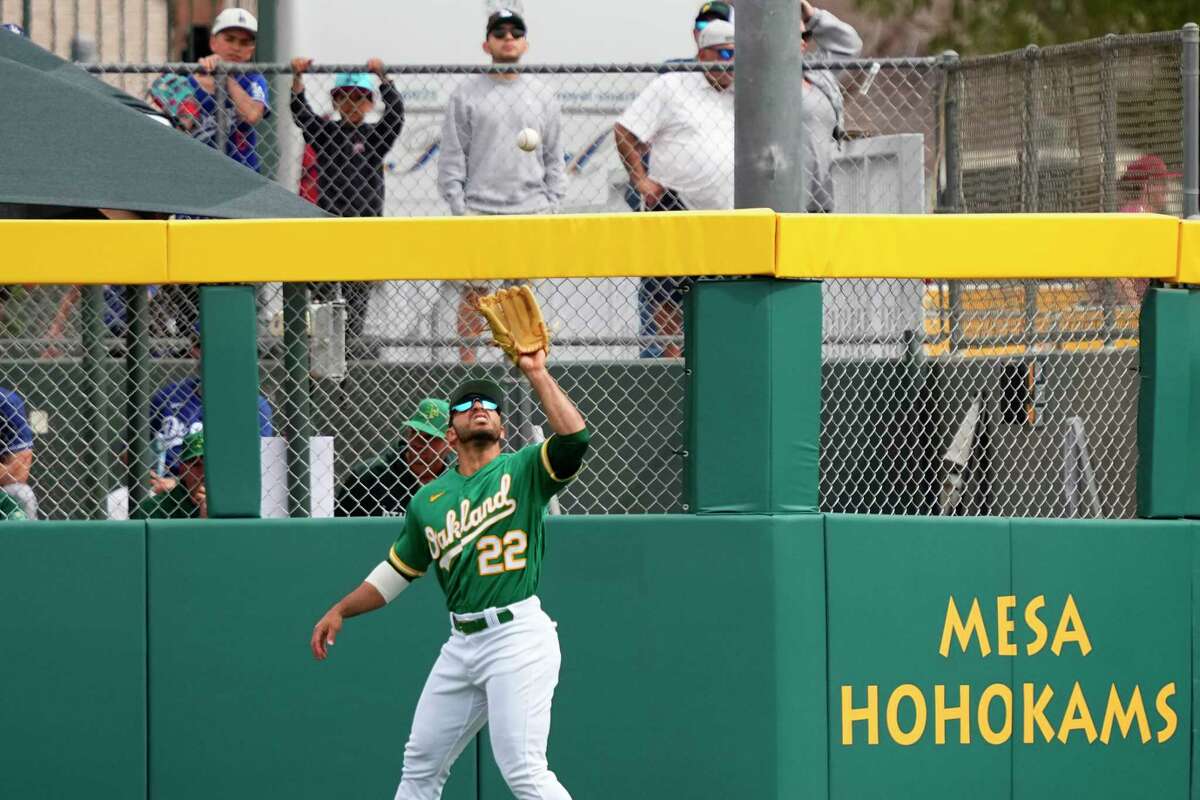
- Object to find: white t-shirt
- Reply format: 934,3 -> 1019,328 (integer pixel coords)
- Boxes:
617,73 -> 734,211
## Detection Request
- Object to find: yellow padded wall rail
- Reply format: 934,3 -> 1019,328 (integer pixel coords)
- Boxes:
775,213 -> 1181,279
1,220 -> 169,284
1176,220 -> 1200,284
166,210 -> 778,283
1,212 -> 1191,284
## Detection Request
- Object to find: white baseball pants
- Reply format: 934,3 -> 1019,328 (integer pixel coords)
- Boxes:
393,595 -> 571,800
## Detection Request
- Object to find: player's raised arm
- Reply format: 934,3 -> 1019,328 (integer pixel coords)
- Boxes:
519,349 -> 584,436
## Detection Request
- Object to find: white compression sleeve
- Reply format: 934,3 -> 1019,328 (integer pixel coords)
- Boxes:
365,561 -> 411,604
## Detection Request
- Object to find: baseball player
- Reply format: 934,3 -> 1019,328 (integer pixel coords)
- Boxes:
311,342 -> 589,800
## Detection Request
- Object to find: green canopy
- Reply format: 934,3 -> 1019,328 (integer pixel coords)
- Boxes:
0,32 -> 327,220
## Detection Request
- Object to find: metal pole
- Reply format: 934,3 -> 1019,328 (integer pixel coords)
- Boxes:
939,51 -> 962,214
282,283 -> 311,517
1183,23 -> 1199,219
215,66 -> 230,160
126,285 -> 153,510
1022,46 -> 1040,344
734,0 -> 806,211
1100,35 -> 1118,342
81,285 -> 109,520
21,0 -> 32,37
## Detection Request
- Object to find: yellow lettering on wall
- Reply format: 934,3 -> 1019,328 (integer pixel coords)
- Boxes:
939,596 -> 991,657
841,685 -> 879,746
1023,683 -> 1055,743
1056,681 -> 1098,743
935,684 -> 971,744
1025,595 -> 1048,656
1155,683 -> 1177,743
1050,594 -> 1092,656
1099,684 -> 1150,744
886,684 -> 927,746
995,596 -> 1017,656
978,683 -> 1013,745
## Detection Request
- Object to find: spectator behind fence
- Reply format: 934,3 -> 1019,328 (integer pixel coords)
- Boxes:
148,332 -> 274,483
796,0 -> 863,212
0,385 -> 36,519
135,429 -> 207,519
188,8 -> 270,172
290,57 -> 405,348
1116,154 -> 1178,304
335,398 -> 450,517
438,8 -> 566,362
614,19 -> 736,358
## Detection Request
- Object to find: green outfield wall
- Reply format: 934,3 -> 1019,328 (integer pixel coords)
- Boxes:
1,514 -> 1196,799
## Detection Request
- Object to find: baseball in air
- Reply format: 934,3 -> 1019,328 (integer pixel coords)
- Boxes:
517,127 -> 541,152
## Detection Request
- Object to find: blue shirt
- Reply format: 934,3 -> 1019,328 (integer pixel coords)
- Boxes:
0,387 -> 33,457
149,377 -> 274,472
188,72 -> 272,172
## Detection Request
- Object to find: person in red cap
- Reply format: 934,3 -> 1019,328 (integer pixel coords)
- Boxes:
1117,154 -> 1179,303
1118,154 -> 1179,214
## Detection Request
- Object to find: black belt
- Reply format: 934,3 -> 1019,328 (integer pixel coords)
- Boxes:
452,608 -> 514,635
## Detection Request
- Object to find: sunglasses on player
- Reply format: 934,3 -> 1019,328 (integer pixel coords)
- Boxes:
451,397 -> 500,414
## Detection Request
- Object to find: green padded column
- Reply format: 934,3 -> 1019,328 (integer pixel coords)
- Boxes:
199,285 -> 262,518
686,278 -> 822,512
1136,287 -> 1196,518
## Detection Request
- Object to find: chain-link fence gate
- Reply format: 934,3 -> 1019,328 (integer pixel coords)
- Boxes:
2,30 -> 1193,520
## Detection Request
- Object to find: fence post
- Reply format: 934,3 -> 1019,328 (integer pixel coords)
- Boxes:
1100,35 -> 1119,343
81,285 -> 111,520
939,50 -> 962,214
125,285 -> 153,511
734,0 -> 806,211
1183,24 -> 1199,220
1022,46 -> 1041,344
282,283 -> 312,517
214,66 -> 230,160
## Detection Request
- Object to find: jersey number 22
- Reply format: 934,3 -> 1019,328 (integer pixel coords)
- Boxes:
477,530 -> 528,575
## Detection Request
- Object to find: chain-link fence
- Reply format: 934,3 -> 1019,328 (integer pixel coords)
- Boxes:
79,58 -> 944,216
951,31 -> 1188,215
4,29 -> 1195,520
821,277 -> 1143,519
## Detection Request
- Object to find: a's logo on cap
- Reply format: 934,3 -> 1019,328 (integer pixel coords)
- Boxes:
701,2 -> 712,11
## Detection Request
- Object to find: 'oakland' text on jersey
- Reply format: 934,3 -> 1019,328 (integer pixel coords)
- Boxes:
387,437 -> 577,614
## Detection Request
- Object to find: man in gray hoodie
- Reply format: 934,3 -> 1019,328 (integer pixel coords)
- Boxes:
438,8 -> 566,361
798,0 -> 863,211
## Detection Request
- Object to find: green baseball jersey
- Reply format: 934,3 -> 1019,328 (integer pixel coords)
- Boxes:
134,486 -> 200,520
0,491 -> 27,521
388,439 -> 574,614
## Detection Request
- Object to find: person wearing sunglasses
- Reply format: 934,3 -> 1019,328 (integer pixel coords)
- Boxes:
438,8 -> 566,363
614,19 -> 737,358
310,344 -> 589,800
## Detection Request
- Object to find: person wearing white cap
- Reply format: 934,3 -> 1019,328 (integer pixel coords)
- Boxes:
614,19 -> 736,358
187,7 -> 271,172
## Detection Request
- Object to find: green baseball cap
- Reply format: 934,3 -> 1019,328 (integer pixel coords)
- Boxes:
405,398 -> 450,440
332,73 -> 374,95
178,430 -> 204,463
448,378 -> 506,415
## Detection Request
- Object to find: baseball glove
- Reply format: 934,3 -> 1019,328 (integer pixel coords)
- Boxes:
477,286 -> 551,365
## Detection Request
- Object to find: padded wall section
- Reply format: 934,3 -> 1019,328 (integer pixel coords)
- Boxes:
146,518 -> 476,800
1010,519 -> 1191,799
0,521 -> 147,799
686,279 -> 822,512
478,514 -> 827,800
825,515 -> 1013,800
1136,287 -> 1199,518
199,285 -> 263,518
